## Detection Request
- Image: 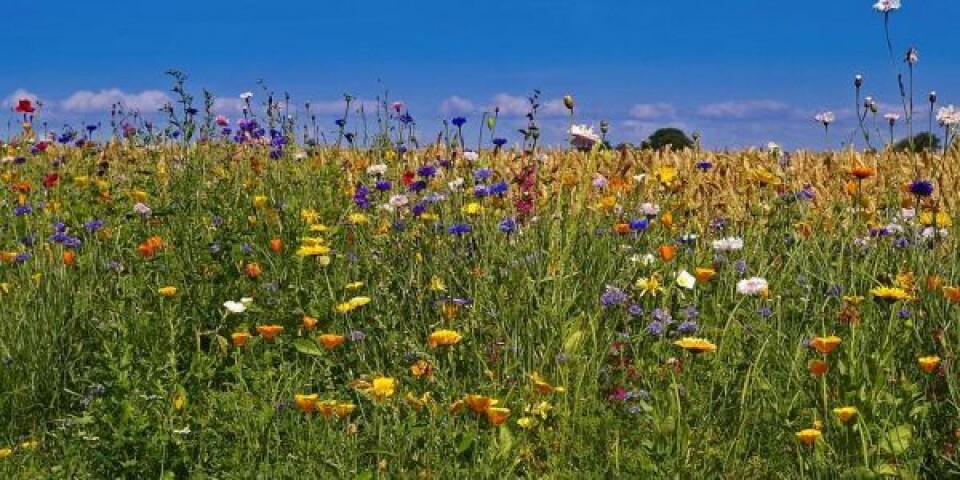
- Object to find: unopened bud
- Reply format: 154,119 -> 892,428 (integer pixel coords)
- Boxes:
929,91 -> 937,104
854,75 -> 863,88
563,95 -> 575,111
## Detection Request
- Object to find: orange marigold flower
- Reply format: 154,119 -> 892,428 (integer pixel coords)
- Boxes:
918,356 -> 941,374
294,394 -> 319,413
486,407 -> 511,426
256,324 -> 284,341
62,251 -> 75,266
849,165 -> 875,179
244,262 -> 262,279
464,394 -> 496,413
269,238 -> 283,253
809,360 -> 829,377
231,332 -> 251,348
694,267 -> 716,282
658,244 -> 677,262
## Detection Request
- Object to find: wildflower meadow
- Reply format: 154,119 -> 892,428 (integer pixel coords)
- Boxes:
2,1 -> 960,478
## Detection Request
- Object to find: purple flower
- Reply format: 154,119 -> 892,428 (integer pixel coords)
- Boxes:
651,308 -> 672,323
13,204 -> 33,216
348,331 -> 366,342
498,217 -> 517,233
375,179 -> 392,191
627,304 -> 643,317
474,168 -> 493,181
696,160 -> 713,171
677,321 -> 698,335
451,117 -> 467,128
417,165 -> 437,178
84,219 -> 104,234
629,218 -> 649,231
645,321 -> 664,336
734,259 -> 748,275
489,181 -> 509,196
600,286 -> 628,307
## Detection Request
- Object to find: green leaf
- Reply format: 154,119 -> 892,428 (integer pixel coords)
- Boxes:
879,424 -> 913,455
498,426 -> 514,457
457,432 -> 475,455
293,338 -> 323,356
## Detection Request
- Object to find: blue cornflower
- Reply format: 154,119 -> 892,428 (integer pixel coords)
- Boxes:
417,165 -> 437,178
375,179 -> 392,191
909,179 -> 934,197
695,160 -> 713,171
14,252 -> 31,264
20,235 -> 35,247
84,219 -> 104,234
826,284 -> 842,298
627,304 -> 643,317
451,117 -> 467,128
448,223 -> 472,235
13,204 -> 33,216
408,180 -> 427,193
734,259 -> 748,275
473,185 -> 490,198
499,217 -> 517,233
335,119 -> 346,128
898,308 -> 911,319
474,168 -> 493,181
757,306 -> 773,318
492,138 -> 507,147
629,218 -> 649,231
489,181 -> 509,196
682,306 -> 699,320
241,243 -> 253,255
411,201 -> 427,217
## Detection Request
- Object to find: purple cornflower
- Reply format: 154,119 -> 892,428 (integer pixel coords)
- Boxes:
645,321 -> 664,336
908,179 -> 934,198
84,219 -> 104,234
600,286 -> 628,307
448,223 -> 472,235
677,321 -> 698,335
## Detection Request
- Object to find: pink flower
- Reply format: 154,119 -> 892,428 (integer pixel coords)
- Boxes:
215,115 -> 229,127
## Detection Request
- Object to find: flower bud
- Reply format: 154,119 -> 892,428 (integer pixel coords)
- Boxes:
929,91 -> 937,104
563,95 -> 575,111
854,75 -> 863,88
600,120 -> 610,134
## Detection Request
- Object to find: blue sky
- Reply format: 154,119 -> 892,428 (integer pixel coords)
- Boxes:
3,0 -> 958,149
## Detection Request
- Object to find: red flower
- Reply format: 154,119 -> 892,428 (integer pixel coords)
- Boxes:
15,99 -> 35,114
43,173 -> 60,189
401,170 -> 415,187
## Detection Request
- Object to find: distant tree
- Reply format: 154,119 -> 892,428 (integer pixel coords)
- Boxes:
893,132 -> 940,152
642,128 -> 693,151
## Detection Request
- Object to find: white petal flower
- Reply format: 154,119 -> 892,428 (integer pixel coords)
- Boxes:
240,92 -> 254,100
737,277 -> 769,296
873,0 -> 900,12
462,151 -> 480,162
676,270 -> 696,289
712,237 -> 744,251
569,125 -> 600,144
223,300 -> 247,314
367,164 -> 388,176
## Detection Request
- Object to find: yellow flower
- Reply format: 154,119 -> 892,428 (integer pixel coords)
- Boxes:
464,394 -> 497,413
796,428 -> 822,446
0,447 -> 11,458
420,213 -> 440,222
597,195 -> 617,210
833,406 -> 858,424
345,281 -> 364,290
673,337 -> 717,354
294,394 -> 319,413
296,245 -> 331,257
158,286 -> 177,297
348,296 -> 371,308
370,377 -> 396,400
919,211 -> 952,227
655,166 -> 678,185
253,195 -> 269,209
517,417 -> 538,429
635,274 -> 664,297
132,190 -> 149,202
300,208 -> 320,224
530,372 -> 565,394
918,356 -> 941,374
405,391 -> 433,410
19,440 -> 38,451
461,202 -> 484,215
870,286 -> 914,301
347,213 -> 369,225
427,329 -> 463,348
334,402 -> 356,418
429,276 -> 447,292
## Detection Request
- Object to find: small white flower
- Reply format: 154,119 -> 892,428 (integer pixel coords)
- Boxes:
133,202 -> 152,216
569,124 -> 600,144
884,112 -> 900,122
901,208 -> 916,220
737,277 -> 769,296
462,151 -> 480,162
367,163 -> 387,176
378,203 -> 396,213
388,194 -> 409,208
293,152 -> 307,160
676,270 -> 696,290
937,105 -> 960,126
873,0 -> 900,12
240,92 -> 254,100
814,111 -> 835,125
712,237 -> 744,251
223,300 -> 247,314
173,426 -> 191,435
632,174 -> 648,183
640,203 -> 661,216
640,253 -> 656,266
448,177 -> 465,191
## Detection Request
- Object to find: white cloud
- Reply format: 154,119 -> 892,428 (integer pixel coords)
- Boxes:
629,103 -> 677,120
486,93 -> 567,118
440,95 -> 476,115
697,100 -> 790,120
61,89 -> 171,113
4,89 -> 40,108
213,97 -> 245,114
306,98 -> 379,116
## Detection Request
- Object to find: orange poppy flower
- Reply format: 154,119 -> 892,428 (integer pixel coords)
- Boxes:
613,223 -> 631,234
294,394 -> 319,413
318,333 -> 346,350
486,407 -> 511,426
918,356 -> 940,374
849,166 -> 875,179
256,324 -> 284,341
245,262 -> 262,279
269,238 -> 283,253
301,315 -> 318,330
943,286 -> 960,303
62,251 -> 75,267
464,394 -> 495,413
810,336 -> 842,355
694,267 -> 716,282
809,360 -> 828,377
658,244 -> 677,262
231,332 -> 251,347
